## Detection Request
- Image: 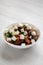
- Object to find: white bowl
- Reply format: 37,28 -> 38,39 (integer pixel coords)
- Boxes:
2,23 -> 40,49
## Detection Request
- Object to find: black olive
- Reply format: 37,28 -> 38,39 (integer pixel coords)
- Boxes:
23,25 -> 27,30
18,27 -> 22,32
8,32 -> 13,37
27,29 -> 30,32
14,29 -> 18,31
18,27 -> 23,29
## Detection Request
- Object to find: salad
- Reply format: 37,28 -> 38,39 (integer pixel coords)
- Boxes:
4,23 -> 40,46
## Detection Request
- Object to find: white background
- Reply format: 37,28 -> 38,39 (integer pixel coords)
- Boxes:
0,0 -> 43,65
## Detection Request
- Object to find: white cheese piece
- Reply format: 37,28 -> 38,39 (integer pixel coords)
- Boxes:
24,31 -> 27,35
7,38 -> 11,42
31,39 -> 35,43
18,23 -> 23,27
20,34 -> 25,39
31,31 -> 36,36
21,43 -> 25,46
11,36 -> 17,41
21,29 -> 24,32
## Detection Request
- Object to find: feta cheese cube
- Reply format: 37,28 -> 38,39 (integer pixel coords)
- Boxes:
24,31 -> 27,35
31,31 -> 36,36
20,34 -> 25,39
7,38 -> 11,42
21,29 -> 24,32
11,36 -> 17,41
21,43 -> 25,46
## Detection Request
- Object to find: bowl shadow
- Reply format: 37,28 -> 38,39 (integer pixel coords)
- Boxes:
1,43 -> 37,62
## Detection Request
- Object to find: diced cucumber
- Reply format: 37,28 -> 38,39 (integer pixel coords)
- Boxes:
5,32 -> 13,37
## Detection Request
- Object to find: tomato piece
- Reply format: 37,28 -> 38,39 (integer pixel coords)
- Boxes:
25,35 -> 29,38
15,35 -> 20,41
15,40 -> 21,45
15,35 -> 24,45
25,38 -> 31,45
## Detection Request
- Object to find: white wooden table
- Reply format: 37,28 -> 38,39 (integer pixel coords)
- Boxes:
0,0 -> 43,65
